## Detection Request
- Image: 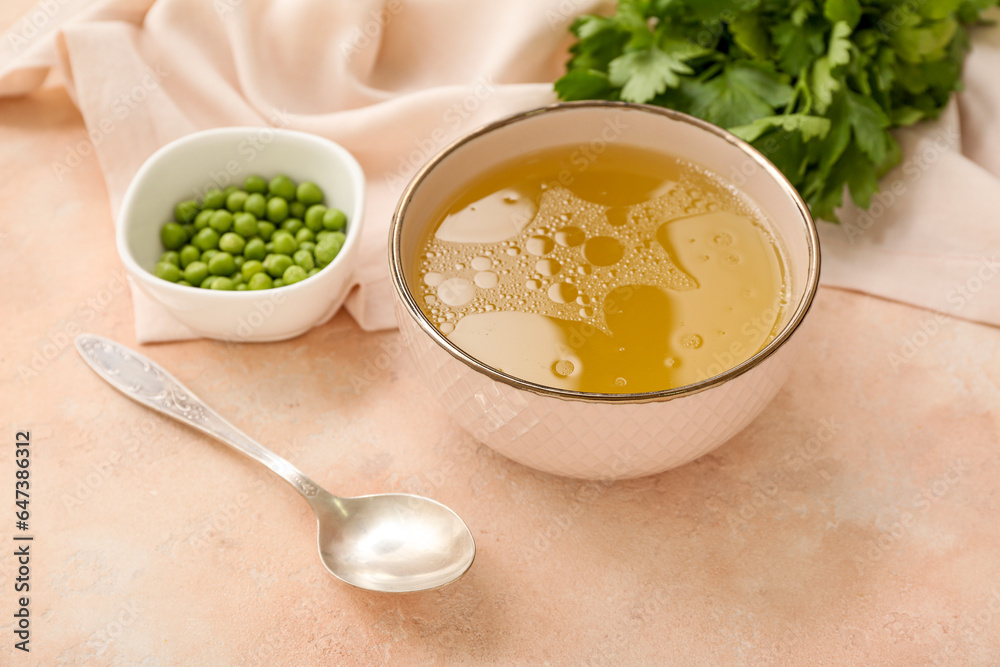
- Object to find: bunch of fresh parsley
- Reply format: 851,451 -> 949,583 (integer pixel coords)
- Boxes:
555,0 -> 998,221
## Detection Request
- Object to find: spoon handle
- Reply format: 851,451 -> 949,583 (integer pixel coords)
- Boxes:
74,334 -> 325,501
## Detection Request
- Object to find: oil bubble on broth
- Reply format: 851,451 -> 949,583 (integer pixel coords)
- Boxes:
412,144 -> 789,394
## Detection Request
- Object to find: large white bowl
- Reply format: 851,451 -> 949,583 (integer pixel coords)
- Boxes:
389,102 -> 820,480
117,127 -> 365,342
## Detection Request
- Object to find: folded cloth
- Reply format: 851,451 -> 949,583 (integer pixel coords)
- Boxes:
2,1 -> 999,341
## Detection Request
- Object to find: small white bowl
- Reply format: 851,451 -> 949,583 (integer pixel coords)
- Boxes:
117,128 -> 365,342
390,102 -> 820,480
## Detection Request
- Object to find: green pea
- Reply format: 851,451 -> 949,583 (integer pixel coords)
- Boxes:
271,230 -> 298,255
226,190 -> 248,212
234,256 -> 245,269
231,272 -> 245,285
283,265 -> 308,285
244,193 -> 267,218
193,209 -> 214,230
208,252 -> 236,276
219,232 -> 246,255
244,238 -> 266,261
200,275 -> 217,289
184,261 -> 209,284
232,212 -> 257,238
160,250 -> 180,266
304,205 -> 326,232
265,242 -> 275,253
266,196 -> 289,223
203,189 -> 226,209
178,280 -> 192,287
209,210 -> 234,233
223,185 -> 239,196
257,221 -> 276,241
244,175 -> 268,194
192,227 -> 220,251
315,238 -> 343,268
154,261 -> 182,282
295,228 -> 315,244
201,249 -> 219,262
241,260 -> 266,280
299,241 -> 316,254
211,277 -> 235,290
236,283 -> 248,291
293,249 -> 315,271
175,200 -> 200,223
282,218 -> 303,234
182,224 -> 196,239
273,278 -> 285,288
321,231 -> 347,247
248,272 -> 273,290
179,245 -> 201,268
289,201 -> 306,220
296,181 -> 324,206
315,230 -> 335,244
268,175 -> 296,200
265,253 -> 293,278
322,208 -> 347,231
161,222 -> 188,250
307,268 -> 319,277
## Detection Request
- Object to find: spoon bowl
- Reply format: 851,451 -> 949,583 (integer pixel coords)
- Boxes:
75,334 -> 476,593
317,492 -> 476,592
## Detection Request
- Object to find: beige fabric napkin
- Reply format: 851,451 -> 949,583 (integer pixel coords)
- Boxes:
2,0 -> 999,341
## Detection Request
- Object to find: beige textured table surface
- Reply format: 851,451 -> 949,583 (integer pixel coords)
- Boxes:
3,10 -> 1000,667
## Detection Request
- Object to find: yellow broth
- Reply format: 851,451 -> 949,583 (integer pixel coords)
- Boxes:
412,144 -> 787,393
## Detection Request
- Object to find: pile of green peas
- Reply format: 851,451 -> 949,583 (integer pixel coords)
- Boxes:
154,174 -> 348,290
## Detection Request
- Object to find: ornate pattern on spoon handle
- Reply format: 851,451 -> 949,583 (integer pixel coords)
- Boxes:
74,334 -> 320,498
75,335 -> 210,422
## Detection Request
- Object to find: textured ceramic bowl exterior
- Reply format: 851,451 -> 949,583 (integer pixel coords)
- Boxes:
390,102 -> 820,479
117,128 -> 365,342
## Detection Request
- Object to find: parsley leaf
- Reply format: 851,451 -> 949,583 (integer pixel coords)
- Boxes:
811,21 -> 853,113
824,0 -> 862,29
730,114 -> 831,143
608,47 -> 696,102
844,90 -> 893,165
729,14 -> 772,59
684,63 -> 794,128
554,69 -> 616,101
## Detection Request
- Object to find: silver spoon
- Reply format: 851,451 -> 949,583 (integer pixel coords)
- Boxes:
75,334 -> 475,593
